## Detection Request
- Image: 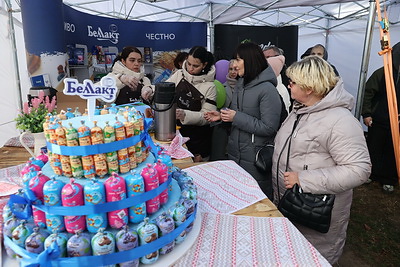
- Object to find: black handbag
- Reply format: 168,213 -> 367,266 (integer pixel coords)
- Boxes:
276,114 -> 335,233
254,144 -> 274,172
278,183 -> 335,233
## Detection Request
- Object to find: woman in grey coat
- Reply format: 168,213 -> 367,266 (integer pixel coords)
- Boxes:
272,56 -> 371,264
205,42 -> 284,199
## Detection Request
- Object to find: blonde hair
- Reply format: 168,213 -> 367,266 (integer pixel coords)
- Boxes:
286,56 -> 338,97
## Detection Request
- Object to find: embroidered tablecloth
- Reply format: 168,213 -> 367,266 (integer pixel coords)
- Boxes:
3,135 -> 34,148
173,213 -> 331,267
0,164 -> 24,186
183,160 -> 267,214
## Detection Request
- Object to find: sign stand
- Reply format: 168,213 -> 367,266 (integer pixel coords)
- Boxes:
63,76 -> 118,121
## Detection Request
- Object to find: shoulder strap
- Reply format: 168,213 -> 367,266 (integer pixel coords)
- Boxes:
276,114 -> 302,200
285,115 -> 302,171
205,98 -> 216,106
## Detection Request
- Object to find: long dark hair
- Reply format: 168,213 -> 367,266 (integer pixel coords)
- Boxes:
235,42 -> 268,85
112,46 -> 142,67
188,46 -> 214,74
174,51 -> 189,69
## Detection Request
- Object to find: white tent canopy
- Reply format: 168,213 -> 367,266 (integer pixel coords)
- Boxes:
63,0 -> 386,25
1,0 -> 400,146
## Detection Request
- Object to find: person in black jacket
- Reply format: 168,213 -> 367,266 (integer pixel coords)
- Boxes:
361,41 -> 400,193
310,44 -> 340,76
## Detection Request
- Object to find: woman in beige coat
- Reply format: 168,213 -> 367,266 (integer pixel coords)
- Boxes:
272,56 -> 371,264
104,46 -> 152,105
142,46 -> 217,161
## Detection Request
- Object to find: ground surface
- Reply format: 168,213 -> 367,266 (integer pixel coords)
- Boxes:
336,181 -> 400,267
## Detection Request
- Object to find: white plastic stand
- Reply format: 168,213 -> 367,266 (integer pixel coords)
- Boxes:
2,213 -> 202,267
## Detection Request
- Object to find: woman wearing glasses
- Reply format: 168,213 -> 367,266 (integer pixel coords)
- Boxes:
272,56 -> 370,264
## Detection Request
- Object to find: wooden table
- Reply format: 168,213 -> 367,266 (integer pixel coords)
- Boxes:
0,146 -> 31,169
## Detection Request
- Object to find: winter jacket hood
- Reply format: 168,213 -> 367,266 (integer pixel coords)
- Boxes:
106,60 -> 151,90
293,79 -> 354,114
180,60 -> 216,84
238,64 -> 277,90
225,75 -> 237,89
112,61 -> 147,80
267,55 -> 285,77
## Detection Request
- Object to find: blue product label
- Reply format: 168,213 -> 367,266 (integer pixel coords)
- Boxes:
85,191 -> 104,205
46,214 -> 65,232
44,192 -> 61,206
83,168 -> 96,176
118,157 -> 130,166
126,172 -> 145,198
87,214 -> 108,233
129,203 -> 146,224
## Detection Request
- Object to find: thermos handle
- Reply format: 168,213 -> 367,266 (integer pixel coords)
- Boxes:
150,95 -> 177,112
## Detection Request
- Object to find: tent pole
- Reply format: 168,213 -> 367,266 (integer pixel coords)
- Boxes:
208,2 -> 214,53
5,0 -> 23,111
354,0 -> 376,119
325,17 -> 330,51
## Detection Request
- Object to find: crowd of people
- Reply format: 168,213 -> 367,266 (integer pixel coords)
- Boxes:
104,40 -> 400,264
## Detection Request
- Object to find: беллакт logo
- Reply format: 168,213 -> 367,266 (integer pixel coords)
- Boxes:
63,77 -> 118,103
87,24 -> 119,44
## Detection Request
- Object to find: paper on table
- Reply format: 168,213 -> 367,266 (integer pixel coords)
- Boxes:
158,130 -> 194,159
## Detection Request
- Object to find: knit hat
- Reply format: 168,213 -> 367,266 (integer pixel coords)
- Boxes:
267,55 -> 285,77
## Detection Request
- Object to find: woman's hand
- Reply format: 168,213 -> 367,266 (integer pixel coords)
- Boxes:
204,111 -> 221,122
283,172 -> 300,189
363,116 -> 373,127
220,108 -> 236,122
176,109 -> 186,121
141,86 -> 154,101
120,74 -> 139,90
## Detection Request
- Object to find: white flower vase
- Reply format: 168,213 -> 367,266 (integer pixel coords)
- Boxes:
19,131 -> 46,157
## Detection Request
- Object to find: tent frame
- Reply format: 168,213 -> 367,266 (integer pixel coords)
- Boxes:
4,0 -> 400,120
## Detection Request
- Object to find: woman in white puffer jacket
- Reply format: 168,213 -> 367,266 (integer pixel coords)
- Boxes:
272,56 -> 371,264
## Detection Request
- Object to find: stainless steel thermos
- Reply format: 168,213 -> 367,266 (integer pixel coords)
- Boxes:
153,82 -> 176,142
